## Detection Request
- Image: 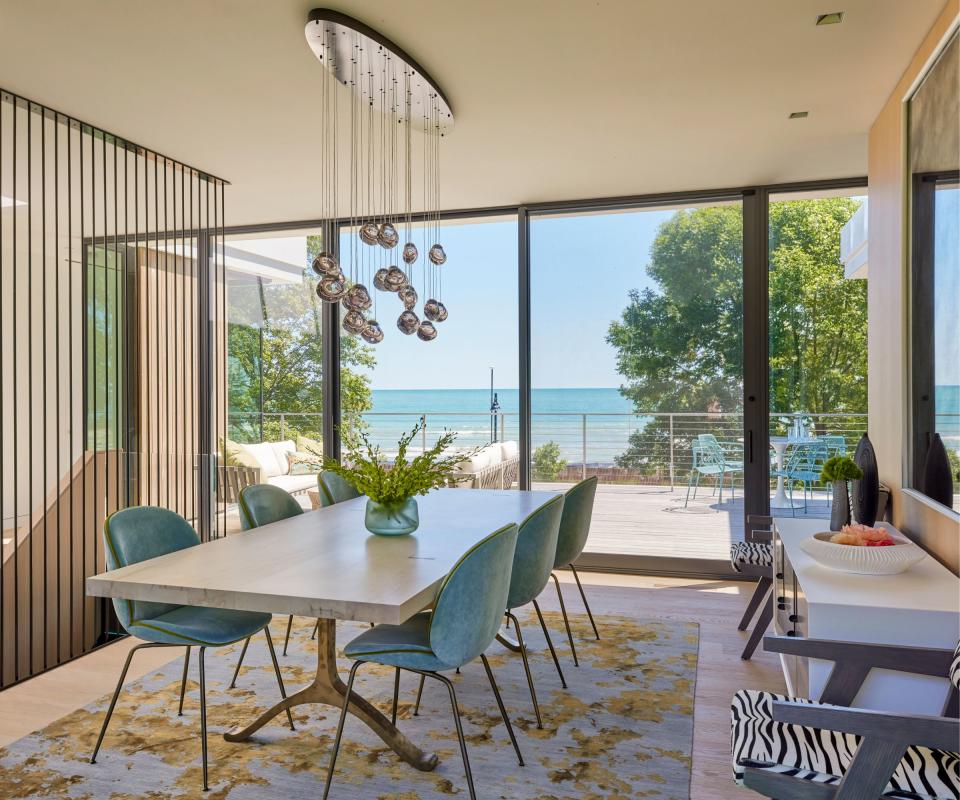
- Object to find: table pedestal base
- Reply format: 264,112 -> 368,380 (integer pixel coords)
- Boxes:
224,618 -> 438,772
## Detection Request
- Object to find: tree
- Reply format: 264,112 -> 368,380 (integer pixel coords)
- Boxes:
532,441 -> 567,481
607,198 -> 866,472
227,234 -> 376,444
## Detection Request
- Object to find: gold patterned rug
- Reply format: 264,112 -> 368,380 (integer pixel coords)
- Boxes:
0,611 -> 698,799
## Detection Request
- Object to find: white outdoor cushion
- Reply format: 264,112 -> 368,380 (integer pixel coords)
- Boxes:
267,474 -> 318,495
270,440 -> 297,475
483,444 -> 503,465
455,449 -> 490,474
243,442 -> 284,478
500,441 -> 519,461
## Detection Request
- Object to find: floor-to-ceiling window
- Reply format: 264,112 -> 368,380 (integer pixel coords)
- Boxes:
766,188 -> 868,520
338,214 -> 519,481
530,199 -> 744,566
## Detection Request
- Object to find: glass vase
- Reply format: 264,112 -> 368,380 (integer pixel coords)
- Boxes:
364,497 -> 419,536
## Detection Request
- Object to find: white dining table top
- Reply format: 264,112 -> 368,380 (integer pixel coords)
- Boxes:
86,488 -> 560,625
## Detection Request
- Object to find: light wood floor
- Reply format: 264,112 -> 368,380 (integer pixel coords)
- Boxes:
0,571 -> 783,799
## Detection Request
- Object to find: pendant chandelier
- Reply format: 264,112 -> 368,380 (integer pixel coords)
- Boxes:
305,9 -> 454,344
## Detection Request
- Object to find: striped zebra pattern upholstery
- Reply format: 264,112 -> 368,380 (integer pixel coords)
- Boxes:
731,689 -> 960,799
951,641 -> 960,691
730,541 -> 773,572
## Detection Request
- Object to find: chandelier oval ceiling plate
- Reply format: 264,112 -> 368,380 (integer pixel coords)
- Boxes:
305,8 -> 455,132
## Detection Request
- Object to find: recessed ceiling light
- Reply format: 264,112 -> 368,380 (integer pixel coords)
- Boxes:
816,12 -> 844,26
789,111 -> 809,119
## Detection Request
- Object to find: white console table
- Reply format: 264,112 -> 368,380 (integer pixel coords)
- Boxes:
772,517 -> 959,716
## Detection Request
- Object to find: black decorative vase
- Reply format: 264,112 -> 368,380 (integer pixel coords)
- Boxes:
830,480 -> 851,531
922,433 -> 954,508
851,433 -> 879,526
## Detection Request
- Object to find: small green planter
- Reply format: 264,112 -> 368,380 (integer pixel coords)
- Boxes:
364,497 -> 419,536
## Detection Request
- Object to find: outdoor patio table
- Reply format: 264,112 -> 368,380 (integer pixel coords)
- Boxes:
768,436 -> 817,509
87,488 -> 559,771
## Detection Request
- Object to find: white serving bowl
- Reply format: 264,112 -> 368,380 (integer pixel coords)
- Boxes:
799,525 -> 925,575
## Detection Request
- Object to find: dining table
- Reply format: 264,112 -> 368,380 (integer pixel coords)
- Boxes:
768,436 -> 817,509
86,487 -> 560,772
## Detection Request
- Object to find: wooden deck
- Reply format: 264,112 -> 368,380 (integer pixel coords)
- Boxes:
534,481 -> 831,560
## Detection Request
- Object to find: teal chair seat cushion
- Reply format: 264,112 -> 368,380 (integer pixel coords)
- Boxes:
127,606 -> 272,647
344,612 -> 452,671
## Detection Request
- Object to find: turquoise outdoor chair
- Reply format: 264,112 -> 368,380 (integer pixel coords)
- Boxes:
90,506 -> 292,791
772,441 -> 829,515
317,470 -> 361,507
821,434 -> 846,458
550,476 -> 600,668
685,433 -> 743,508
322,523 -> 522,800
414,494 -> 567,729
230,484 -> 305,683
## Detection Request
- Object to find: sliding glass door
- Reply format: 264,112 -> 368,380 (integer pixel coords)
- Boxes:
530,199 -> 744,569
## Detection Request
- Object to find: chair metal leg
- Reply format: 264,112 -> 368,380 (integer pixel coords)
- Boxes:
282,614 -> 294,656
229,637 -> 250,690
413,674 -> 425,716
531,598 -> 567,688
569,564 -> 600,640
322,660 -> 363,800
741,591 -> 774,660
480,654 -> 524,767
505,610 -> 542,729
392,667 -> 400,726
550,571 -> 579,667
737,575 -> 772,631
434,672 -> 477,800
263,626 -> 295,731
91,642 -> 171,764
178,646 -> 191,715
310,619 -> 320,640
198,646 -> 209,791
684,471 -> 695,507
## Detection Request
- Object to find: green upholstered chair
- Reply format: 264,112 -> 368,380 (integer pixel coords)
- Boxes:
317,470 -> 361,507
550,476 -> 600,667
230,484 -> 305,683
322,523 -> 522,800
90,506 -> 292,791
417,494 -> 566,728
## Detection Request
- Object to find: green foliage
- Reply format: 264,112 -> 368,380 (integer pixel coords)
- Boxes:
324,420 -> 469,505
820,456 -> 863,483
608,198 -> 866,470
532,441 -> 567,481
227,234 -> 375,443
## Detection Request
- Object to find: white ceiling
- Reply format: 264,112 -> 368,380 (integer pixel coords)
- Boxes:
0,0 -> 946,226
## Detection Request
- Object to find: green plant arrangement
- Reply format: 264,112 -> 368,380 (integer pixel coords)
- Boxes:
820,456 -> 863,484
532,441 -> 567,481
323,420 -> 470,535
821,456 -> 863,532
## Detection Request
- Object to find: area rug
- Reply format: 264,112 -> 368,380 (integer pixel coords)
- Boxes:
0,612 -> 698,799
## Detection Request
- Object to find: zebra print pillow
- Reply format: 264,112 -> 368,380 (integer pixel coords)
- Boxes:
731,689 -> 960,799
950,641 -> 960,691
729,541 -> 772,572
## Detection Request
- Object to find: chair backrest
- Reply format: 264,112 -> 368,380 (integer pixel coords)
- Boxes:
786,441 -> 828,473
238,483 -> 303,530
317,470 -> 361,506
821,435 -> 846,458
429,523 -> 519,668
103,506 -> 200,630
695,434 -> 725,467
554,476 -> 598,568
507,495 -> 565,609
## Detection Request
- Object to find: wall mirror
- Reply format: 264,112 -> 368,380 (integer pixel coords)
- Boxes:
908,27 -> 959,514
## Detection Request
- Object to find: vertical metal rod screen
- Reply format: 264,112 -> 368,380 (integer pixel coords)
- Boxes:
0,89 -> 227,689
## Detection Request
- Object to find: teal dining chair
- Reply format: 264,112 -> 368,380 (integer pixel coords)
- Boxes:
230,484 -> 305,682
773,441 -> 829,516
322,523 -> 522,800
90,506 -> 293,791
317,470 -> 361,507
415,494 -> 567,729
550,476 -> 600,667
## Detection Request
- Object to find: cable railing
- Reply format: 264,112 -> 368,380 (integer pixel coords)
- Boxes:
221,409 -> 946,489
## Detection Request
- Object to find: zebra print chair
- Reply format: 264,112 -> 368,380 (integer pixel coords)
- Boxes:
731,515 -> 775,661
732,636 -> 960,799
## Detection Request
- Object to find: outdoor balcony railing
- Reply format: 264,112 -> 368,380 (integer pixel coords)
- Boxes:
225,409 -> 905,488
